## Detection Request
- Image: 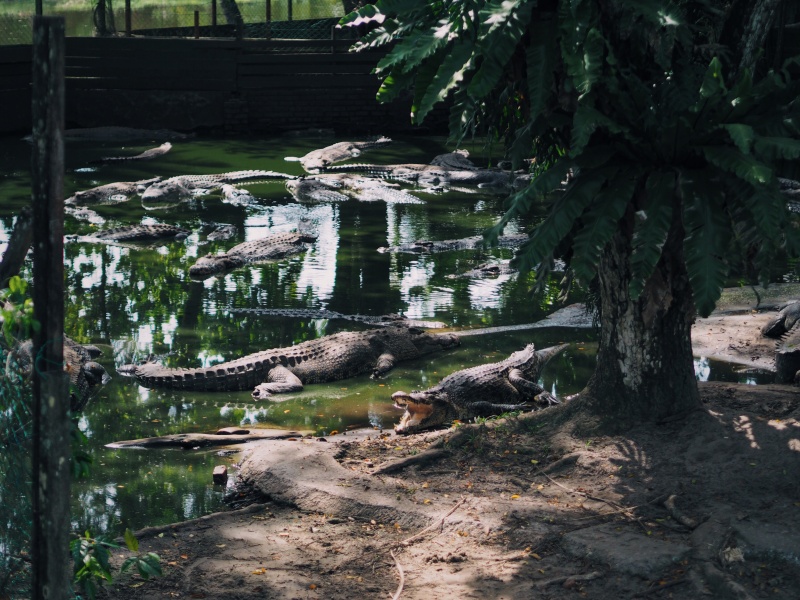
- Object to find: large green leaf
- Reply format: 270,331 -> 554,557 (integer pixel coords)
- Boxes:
569,105 -> 628,157
699,56 -> 726,98
721,124 -> 755,154
525,21 -> 557,124
701,146 -> 772,185
681,172 -> 730,317
413,40 -> 475,123
375,70 -> 415,104
468,1 -> 533,101
753,136 -> 800,161
629,171 -> 676,300
410,56 -> 441,125
513,168 -> 611,273
570,168 -> 636,284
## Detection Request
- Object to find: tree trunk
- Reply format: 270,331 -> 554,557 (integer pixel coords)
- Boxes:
0,207 -> 33,290
584,201 -> 701,430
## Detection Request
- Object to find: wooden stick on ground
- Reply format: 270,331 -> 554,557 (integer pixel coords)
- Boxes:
536,570 -> 603,589
399,497 -> 467,547
390,550 -> 405,600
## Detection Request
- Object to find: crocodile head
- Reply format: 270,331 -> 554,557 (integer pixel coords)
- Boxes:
189,253 -> 247,280
140,179 -> 192,204
392,389 -> 456,434
407,329 -> 460,354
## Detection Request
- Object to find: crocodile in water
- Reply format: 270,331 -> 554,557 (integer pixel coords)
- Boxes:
71,224 -> 191,245
189,231 -> 318,279
228,308 -> 447,329
95,142 -> 172,164
286,173 -> 423,205
285,137 -> 392,173
378,233 -> 528,254
392,343 -> 568,434
141,170 -> 296,205
117,326 -> 460,399
66,177 -> 162,205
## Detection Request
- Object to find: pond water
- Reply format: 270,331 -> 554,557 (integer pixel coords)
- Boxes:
0,132 -> 775,537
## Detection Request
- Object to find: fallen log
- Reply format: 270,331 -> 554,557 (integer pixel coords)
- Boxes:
106,429 -> 311,449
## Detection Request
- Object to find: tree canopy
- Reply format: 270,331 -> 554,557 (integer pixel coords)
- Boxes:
342,0 -> 800,426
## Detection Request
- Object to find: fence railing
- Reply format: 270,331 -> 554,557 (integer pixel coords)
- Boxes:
0,1 -> 352,45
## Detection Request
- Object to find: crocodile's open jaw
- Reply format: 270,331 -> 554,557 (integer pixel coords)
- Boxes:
393,392 -> 434,433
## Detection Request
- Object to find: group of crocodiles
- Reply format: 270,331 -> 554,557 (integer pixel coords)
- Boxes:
57,135 -> 558,427
117,326 -> 567,432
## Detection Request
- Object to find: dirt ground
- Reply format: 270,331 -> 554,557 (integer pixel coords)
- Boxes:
101,306 -> 800,600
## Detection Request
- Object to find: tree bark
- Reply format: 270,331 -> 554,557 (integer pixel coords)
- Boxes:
584,197 -> 701,430
0,207 -> 33,290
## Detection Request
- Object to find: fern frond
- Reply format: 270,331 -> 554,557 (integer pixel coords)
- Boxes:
513,168 -> 611,273
629,171 -> 676,300
468,1 -> 533,101
701,146 -> 772,185
525,21 -> 557,124
570,168 -> 637,284
681,171 -> 730,317
413,41 -> 475,123
375,70 -> 415,104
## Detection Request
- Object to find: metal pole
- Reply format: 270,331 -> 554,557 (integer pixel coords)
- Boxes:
212,0 -> 217,35
35,0 -> 42,16
266,0 -> 271,39
194,10 -> 200,38
288,0 -> 292,22
125,0 -> 131,36
31,15 -> 70,600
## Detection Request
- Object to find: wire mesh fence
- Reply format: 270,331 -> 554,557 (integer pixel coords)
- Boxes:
0,0 -> 352,45
0,306 -> 34,598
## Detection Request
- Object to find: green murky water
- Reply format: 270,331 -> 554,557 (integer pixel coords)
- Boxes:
0,132 -> 773,536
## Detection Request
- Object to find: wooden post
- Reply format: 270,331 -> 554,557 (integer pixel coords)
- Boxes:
31,16 -> 70,600
35,0 -> 42,16
288,0 -> 293,22
125,0 -> 131,36
194,10 -> 200,38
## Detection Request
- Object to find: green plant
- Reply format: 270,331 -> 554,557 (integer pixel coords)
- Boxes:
341,0 -> 800,426
71,529 -> 161,599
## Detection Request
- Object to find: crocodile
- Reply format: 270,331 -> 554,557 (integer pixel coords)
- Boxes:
392,343 -> 568,434
284,137 -> 392,173
445,260 -> 518,280
189,231 -> 318,279
228,308 -> 447,329
775,322 -> 800,383
205,224 -> 238,242
66,177 -> 162,205
11,337 -> 111,412
286,173 -> 424,205
140,170 -> 296,205
378,233 -> 528,254
94,142 -> 172,163
323,162 -> 513,189
761,301 -> 800,338
117,326 -> 461,399
71,224 -> 191,244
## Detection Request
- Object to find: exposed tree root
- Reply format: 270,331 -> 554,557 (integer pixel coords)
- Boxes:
372,449 -> 451,476
398,497 -> 467,547
663,494 -> 699,529
390,550 -> 405,600
536,570 -> 604,589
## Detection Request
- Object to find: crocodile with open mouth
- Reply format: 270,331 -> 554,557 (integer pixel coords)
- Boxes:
393,343 -> 568,434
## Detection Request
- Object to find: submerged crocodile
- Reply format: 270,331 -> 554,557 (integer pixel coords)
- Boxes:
285,137 -> 392,173
445,260 -> 518,280
378,233 -> 528,254
95,142 -> 172,164
228,308 -> 447,329
189,231 -> 318,279
393,343 -> 567,434
66,177 -> 162,205
11,337 -> 111,412
118,326 -> 460,399
70,224 -> 190,244
286,173 -> 423,205
141,170 -> 296,205
324,162 -> 513,189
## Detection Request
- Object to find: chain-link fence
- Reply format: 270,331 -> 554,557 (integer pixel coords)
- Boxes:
0,297 -> 34,598
0,0 -> 352,45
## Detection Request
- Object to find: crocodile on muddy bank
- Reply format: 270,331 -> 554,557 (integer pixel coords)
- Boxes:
118,326 -> 460,399
188,230 -> 318,279
392,343 -> 567,434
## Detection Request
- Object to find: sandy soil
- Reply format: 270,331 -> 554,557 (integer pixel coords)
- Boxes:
100,302 -> 800,600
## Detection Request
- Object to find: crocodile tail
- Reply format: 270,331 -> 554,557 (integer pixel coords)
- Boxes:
536,344 -> 569,365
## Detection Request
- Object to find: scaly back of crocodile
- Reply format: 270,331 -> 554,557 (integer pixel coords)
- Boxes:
126,327 -> 458,392
91,224 -> 190,242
